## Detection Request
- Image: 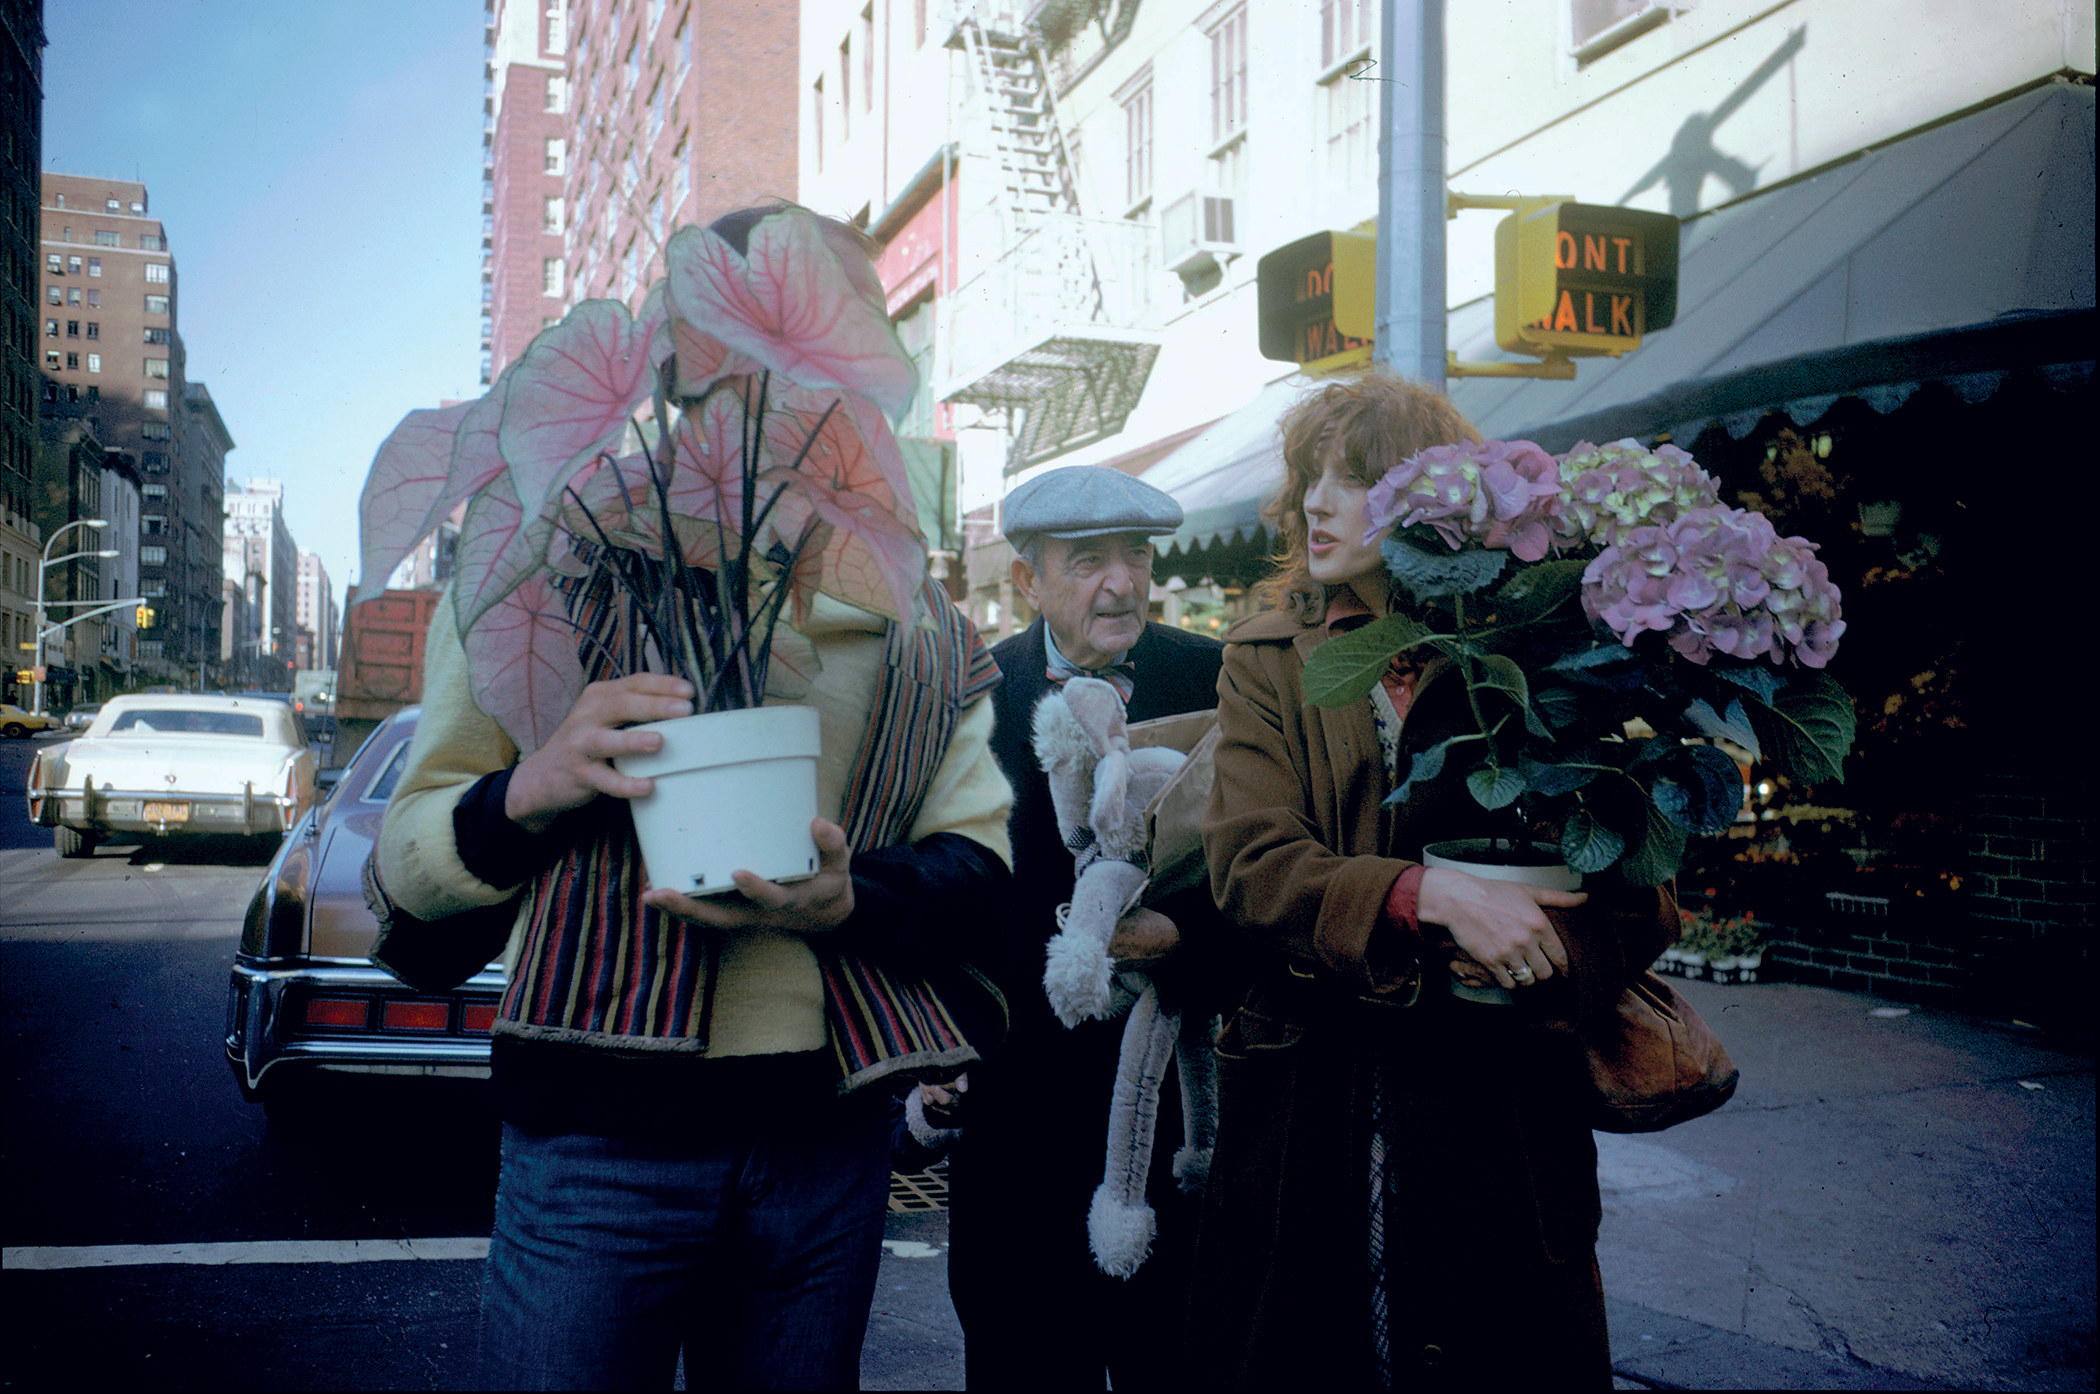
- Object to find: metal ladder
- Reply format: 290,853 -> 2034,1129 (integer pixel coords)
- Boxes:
953,8 -> 1084,240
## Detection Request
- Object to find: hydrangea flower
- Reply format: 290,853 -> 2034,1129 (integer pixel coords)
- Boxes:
1550,439 -> 1724,548
1582,505 -> 1846,667
1363,438 -> 1563,561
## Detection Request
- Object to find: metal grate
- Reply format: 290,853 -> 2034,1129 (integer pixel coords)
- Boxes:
888,1159 -> 950,1214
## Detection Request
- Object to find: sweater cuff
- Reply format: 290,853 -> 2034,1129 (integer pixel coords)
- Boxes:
451,769 -> 568,890
1365,864 -> 1427,984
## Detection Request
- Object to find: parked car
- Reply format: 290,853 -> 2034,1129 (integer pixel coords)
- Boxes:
25,693 -> 318,856
2,702 -> 60,738
224,706 -> 506,1110
63,702 -> 103,731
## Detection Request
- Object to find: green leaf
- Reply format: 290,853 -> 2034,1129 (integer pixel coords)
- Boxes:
1620,795 -> 1689,886
1474,653 -> 1552,738
1675,743 -> 1748,834
1712,662 -> 1781,702
1520,756 -> 1601,796
1382,536 -> 1508,602
1685,697 -> 1761,760
1742,671 -> 1855,784
1467,764 -> 1527,810
1560,808 -> 1626,873
1302,613 -> 1444,708
1385,732 -> 1480,808
1489,558 -> 1588,624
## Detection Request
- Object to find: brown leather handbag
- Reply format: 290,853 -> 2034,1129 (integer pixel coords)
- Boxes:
1584,969 -> 1740,1132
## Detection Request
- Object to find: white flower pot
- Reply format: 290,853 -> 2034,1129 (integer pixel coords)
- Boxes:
1422,841 -> 1581,1003
1679,952 -> 1708,980
1738,952 -> 1762,984
613,705 -> 822,897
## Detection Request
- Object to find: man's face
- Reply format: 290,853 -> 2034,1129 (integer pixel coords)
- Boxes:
1014,533 -> 1153,669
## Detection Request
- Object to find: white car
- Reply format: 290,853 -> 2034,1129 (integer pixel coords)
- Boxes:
27,694 -> 319,857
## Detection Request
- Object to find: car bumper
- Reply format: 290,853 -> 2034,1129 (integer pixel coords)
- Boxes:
34,784 -> 299,836
225,960 -> 506,1093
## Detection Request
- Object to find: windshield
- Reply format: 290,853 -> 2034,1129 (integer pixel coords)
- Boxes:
108,709 -> 266,738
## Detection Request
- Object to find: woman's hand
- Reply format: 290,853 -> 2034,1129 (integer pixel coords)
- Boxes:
503,675 -> 696,833
1418,865 -> 1583,990
641,817 -> 856,934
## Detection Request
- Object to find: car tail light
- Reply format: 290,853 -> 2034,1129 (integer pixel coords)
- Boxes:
461,1004 -> 498,1034
303,997 -> 369,1028
382,1000 -> 450,1032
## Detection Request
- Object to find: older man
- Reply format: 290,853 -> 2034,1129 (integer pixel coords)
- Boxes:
944,465 -> 1228,1390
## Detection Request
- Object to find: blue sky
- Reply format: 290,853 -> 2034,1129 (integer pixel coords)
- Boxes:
42,0 -> 487,603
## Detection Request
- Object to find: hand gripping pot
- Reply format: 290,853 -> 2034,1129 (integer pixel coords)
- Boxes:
614,705 -> 822,896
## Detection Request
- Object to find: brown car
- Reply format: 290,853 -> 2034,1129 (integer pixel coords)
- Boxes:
224,706 -> 506,1113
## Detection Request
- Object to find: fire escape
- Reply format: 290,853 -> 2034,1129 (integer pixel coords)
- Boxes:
942,3 -> 1160,473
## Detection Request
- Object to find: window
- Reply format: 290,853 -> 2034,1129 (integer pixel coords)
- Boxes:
140,640 -> 164,660
142,484 -> 167,503
543,257 -> 564,297
144,389 -> 169,409
545,1 -> 566,53
95,230 -> 120,246
86,354 -> 101,373
860,7 -> 874,111
141,421 -> 171,441
648,73 -> 665,140
132,200 -> 145,214
85,385 -> 99,402
544,137 -> 565,175
1322,66 -> 1375,188
44,319 -> 56,337
87,258 -> 102,276
1122,78 -> 1154,209
65,320 -> 78,337
86,321 -> 100,339
545,74 -> 567,112
46,253 -> 62,274
813,77 -> 825,169
67,255 -> 82,274
543,195 -> 565,234
145,295 -> 169,315
143,515 -> 167,536
840,38 -> 851,141
145,358 -> 170,379
1210,8 -> 1248,144
145,263 -> 169,283
106,198 -> 120,212
142,451 -> 168,473
143,327 -> 169,344
44,351 -> 61,369
85,290 -> 98,308
672,154 -> 690,213
142,577 -> 167,597
45,286 -> 60,304
916,0 -> 927,48
625,37 -> 640,91
139,234 -> 164,251
141,546 -> 167,566
1319,0 -> 1374,70
1571,0 -> 1663,50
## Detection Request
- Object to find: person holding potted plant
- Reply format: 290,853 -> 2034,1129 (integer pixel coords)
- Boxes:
1186,372 -> 1685,1390
366,204 -> 1017,1391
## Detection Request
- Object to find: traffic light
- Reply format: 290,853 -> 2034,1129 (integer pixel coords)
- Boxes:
1493,202 -> 1678,357
135,605 -> 155,629
1257,230 -> 1376,368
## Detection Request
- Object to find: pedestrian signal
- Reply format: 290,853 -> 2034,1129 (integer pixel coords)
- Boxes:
136,605 -> 155,628
1494,203 -> 1678,357
1257,230 -> 1376,368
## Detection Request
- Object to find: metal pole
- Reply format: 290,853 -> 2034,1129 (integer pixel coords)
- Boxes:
1371,0 -> 1447,391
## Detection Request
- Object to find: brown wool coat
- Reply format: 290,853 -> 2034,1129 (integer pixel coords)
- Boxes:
1187,610 -> 1679,1392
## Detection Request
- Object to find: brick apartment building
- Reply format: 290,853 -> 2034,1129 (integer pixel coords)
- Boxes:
482,0 -> 569,385
38,173 -> 226,687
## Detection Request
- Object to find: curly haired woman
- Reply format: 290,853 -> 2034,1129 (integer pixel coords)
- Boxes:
1186,371 -> 1678,1390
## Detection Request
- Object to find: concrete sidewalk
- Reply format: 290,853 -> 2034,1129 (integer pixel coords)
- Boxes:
856,980 -> 2095,1391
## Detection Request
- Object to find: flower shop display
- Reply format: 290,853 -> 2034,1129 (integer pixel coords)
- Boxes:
1305,437 -> 1855,886
349,207 -> 928,890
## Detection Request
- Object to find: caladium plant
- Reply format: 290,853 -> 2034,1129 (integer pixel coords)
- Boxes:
350,205 -> 929,754
1303,438 -> 1856,886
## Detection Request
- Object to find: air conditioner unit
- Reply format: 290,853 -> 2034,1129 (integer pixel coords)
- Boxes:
1160,191 -> 1241,275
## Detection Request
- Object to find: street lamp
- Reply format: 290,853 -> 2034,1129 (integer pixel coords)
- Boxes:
33,519 -> 120,716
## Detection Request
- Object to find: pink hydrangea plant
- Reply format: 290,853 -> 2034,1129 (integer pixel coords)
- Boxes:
1362,438 -> 1563,561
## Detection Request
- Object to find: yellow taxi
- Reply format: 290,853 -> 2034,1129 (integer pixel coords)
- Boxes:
1,703 -> 60,739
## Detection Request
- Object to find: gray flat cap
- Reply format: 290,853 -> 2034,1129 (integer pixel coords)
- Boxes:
1002,466 -> 1183,543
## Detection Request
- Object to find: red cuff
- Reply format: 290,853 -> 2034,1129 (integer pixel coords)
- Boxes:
1382,864 -> 1425,938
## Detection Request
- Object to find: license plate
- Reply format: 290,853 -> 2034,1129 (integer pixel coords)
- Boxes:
143,801 -> 189,824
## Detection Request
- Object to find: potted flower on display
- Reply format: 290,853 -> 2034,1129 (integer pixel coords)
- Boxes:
349,206 -> 928,893
1305,438 -> 1855,888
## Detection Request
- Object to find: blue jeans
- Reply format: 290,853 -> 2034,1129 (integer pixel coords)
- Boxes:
477,1104 -> 892,1391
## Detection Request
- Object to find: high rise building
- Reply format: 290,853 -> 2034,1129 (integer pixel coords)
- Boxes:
295,548 -> 336,674
481,0 -> 800,389
38,173 -> 226,687
221,477 -> 297,690
3,0 -> 43,538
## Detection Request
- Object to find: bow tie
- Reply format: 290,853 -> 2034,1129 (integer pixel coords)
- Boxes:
1047,658 -> 1136,702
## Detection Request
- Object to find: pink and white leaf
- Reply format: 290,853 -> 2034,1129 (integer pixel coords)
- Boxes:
352,400 -> 474,604
768,478 -> 928,624
453,472 -> 558,634
497,299 -> 660,523
664,214 -> 919,419
461,574 -> 586,756
671,317 -> 763,400
768,383 -> 917,523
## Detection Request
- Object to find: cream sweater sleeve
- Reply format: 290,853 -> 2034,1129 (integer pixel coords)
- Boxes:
375,588 -> 525,919
904,691 -> 1014,868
